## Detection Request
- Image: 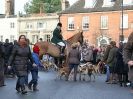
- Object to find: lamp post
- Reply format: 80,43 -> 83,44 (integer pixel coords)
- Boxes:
120,0 -> 124,42
111,0 -> 124,42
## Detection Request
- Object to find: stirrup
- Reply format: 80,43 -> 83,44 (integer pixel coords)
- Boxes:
60,54 -> 65,58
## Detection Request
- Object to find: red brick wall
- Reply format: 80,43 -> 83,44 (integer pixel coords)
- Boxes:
60,10 -> 133,46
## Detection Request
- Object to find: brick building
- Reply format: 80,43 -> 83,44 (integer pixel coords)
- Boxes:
60,0 -> 133,46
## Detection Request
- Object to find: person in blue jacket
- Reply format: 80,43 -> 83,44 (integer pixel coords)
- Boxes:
28,45 -> 43,91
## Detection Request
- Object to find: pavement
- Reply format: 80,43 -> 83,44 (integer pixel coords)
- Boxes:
0,71 -> 133,99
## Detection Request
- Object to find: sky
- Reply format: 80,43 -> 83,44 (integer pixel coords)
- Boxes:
0,0 -> 78,14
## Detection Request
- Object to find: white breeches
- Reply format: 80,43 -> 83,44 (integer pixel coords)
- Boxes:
57,42 -> 65,46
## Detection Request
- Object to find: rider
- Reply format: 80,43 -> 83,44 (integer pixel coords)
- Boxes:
51,22 -> 65,57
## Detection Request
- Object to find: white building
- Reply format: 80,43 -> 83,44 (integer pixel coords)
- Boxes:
0,15 -> 18,42
18,13 -> 59,44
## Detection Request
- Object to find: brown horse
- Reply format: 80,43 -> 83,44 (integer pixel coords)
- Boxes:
35,31 -> 84,59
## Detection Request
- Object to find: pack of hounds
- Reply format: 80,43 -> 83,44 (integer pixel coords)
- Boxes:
41,59 -> 105,82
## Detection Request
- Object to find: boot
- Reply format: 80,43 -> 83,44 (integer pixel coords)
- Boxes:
28,82 -> 32,90
33,84 -> 39,91
16,83 -> 21,93
21,85 -> 27,94
60,46 -> 65,57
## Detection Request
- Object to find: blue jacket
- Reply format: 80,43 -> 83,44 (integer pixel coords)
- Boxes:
32,52 -> 43,70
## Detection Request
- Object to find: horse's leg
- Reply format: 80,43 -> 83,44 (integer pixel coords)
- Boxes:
59,58 -> 63,68
54,58 -> 58,66
54,57 -> 62,68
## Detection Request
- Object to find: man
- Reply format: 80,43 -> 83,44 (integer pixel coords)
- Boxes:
0,42 -> 5,87
123,32 -> 133,93
102,45 -> 111,82
51,22 -> 65,57
4,39 -> 13,77
106,41 -> 118,84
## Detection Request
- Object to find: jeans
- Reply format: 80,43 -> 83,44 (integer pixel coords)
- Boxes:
29,70 -> 38,85
69,64 -> 78,81
16,76 -> 27,88
105,64 -> 110,81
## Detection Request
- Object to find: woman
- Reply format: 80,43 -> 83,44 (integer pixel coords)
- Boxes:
115,42 -> 128,87
67,43 -> 81,81
8,35 -> 34,94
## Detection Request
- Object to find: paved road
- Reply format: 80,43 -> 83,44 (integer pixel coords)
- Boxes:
0,71 -> 133,99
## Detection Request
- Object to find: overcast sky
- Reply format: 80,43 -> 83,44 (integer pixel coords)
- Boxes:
0,0 -> 78,14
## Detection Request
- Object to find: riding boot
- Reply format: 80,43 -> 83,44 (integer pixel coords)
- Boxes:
60,46 -> 65,57
33,84 -> 39,91
21,85 -> 27,94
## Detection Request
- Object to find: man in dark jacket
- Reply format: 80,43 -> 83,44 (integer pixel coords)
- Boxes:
0,42 -> 5,87
51,22 -> 65,57
107,41 -> 118,84
4,39 -> 13,76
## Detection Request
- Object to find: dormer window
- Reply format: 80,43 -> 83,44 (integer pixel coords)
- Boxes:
102,0 -> 114,7
84,0 -> 96,8
123,0 -> 133,6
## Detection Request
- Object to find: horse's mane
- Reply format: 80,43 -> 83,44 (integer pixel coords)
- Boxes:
66,31 -> 83,44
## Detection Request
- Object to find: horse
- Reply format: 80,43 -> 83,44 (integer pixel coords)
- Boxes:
35,30 -> 84,68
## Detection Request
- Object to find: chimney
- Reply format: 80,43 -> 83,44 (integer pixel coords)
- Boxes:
61,0 -> 70,11
5,0 -> 15,17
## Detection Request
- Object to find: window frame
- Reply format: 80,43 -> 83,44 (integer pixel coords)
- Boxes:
101,16 -> 108,29
44,34 -> 51,42
10,22 -> 15,28
123,0 -> 133,6
67,17 -> 75,30
25,22 -> 33,30
120,14 -> 128,29
82,16 -> 89,30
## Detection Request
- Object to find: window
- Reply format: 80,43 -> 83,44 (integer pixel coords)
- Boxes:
101,16 -> 108,29
0,35 -> 3,42
102,0 -> 114,7
123,0 -> 133,6
44,34 -> 51,42
120,14 -> 128,29
32,35 -> 38,44
84,0 -> 96,8
68,17 -> 74,30
37,22 -> 43,29
10,35 -> 15,42
82,16 -> 89,30
26,22 -> 33,30
10,22 -> 15,28
37,22 -> 46,30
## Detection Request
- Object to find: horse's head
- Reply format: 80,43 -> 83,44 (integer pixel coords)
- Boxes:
78,31 -> 84,45
67,30 -> 84,46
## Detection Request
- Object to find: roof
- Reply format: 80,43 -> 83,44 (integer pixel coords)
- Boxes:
61,0 -> 133,14
0,14 -> 17,18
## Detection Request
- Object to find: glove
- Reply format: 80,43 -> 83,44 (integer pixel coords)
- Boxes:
32,63 -> 37,67
8,66 -> 12,69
